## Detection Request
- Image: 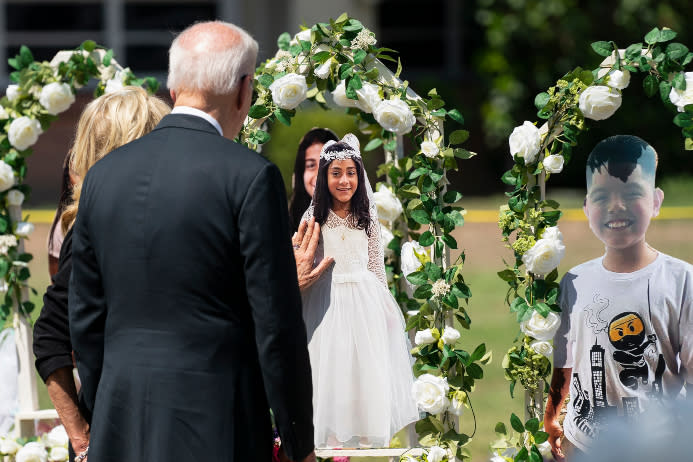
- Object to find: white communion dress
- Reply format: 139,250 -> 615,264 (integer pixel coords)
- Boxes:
300,209 -> 419,448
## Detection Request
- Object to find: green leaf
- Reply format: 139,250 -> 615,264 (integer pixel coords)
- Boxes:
501,169 -> 518,186
258,74 -> 274,88
645,27 -> 660,45
409,167 -> 429,179
248,105 -> 271,119
353,49 -> 367,65
410,209 -> 430,225
413,284 -> 433,299
510,413 -> 525,433
395,57 -> 403,79
667,43 -> 689,61
660,80 -> 673,104
643,74 -> 658,97
441,233 -> 457,249
534,431 -> 549,444
249,129 -> 271,145
425,262 -> 442,281
277,32 -> 291,51
673,72 -> 687,90
591,41 -> 613,57
419,231 -> 435,246
659,27 -> 678,42
343,18 -> 364,32
339,63 -> 353,79
467,362 -> 483,379
687,138 -> 693,151
363,138 -> 383,152
406,270 -> 429,286
534,92 -> 550,110
497,269 -> 516,282
19,46 -> 33,66
673,113 -> 693,128
529,449 -> 542,462
443,190 -> 463,204
525,418 -> 539,433
449,129 -> 470,145
453,148 -> 476,159
398,184 -> 420,198
300,39 -> 312,53
625,43 -> 643,60
275,108 -> 292,126
495,422 -> 507,435
447,109 -> 465,124
470,343 -> 486,362
81,40 -> 96,52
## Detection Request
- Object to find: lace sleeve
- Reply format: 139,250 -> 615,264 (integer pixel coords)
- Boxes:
367,208 -> 387,288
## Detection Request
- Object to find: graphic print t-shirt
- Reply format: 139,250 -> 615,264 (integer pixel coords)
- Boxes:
553,253 -> 693,451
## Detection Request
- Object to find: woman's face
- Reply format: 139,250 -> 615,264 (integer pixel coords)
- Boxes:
327,158 -> 358,209
303,143 -> 323,197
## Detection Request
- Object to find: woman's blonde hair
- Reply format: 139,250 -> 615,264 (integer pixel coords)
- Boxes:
61,86 -> 170,232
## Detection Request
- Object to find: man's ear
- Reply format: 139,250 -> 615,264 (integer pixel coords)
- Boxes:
237,75 -> 252,110
169,89 -> 176,103
652,187 -> 664,217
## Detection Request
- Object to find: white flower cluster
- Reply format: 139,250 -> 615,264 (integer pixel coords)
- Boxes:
373,183 -> 403,223
670,71 -> 693,112
0,234 -> 18,254
521,226 -> 565,276
351,28 -> 377,50
431,279 -> 451,299
0,425 -> 69,462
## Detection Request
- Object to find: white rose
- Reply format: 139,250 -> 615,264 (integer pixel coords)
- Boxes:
543,154 -> 564,174
421,140 -> 440,158
509,121 -> 541,165
332,81 -> 382,113
38,83 -> 75,115
531,340 -> 553,358
521,311 -> 561,341
15,222 -> 34,238
412,373 -> 449,414
48,447 -> 68,462
373,99 -> 416,135
6,84 -> 20,102
597,68 -> 631,90
0,437 -> 20,455
380,223 -> 394,258
45,425 -> 68,448
294,29 -> 311,43
541,226 -> 563,242
15,442 -> 47,462
427,446 -> 448,462
522,235 -> 565,276
669,72 -> 693,112
578,85 -> 622,120
104,69 -> 128,94
441,327 -> 460,345
0,160 -> 15,192
8,116 -> 43,151
269,73 -> 308,110
0,105 -> 8,119
7,189 -> 24,206
400,241 -> 426,279
536,441 -> 553,459
414,328 -> 437,346
99,64 -> 117,81
373,184 -> 403,222
314,59 -> 332,79
449,395 -> 465,416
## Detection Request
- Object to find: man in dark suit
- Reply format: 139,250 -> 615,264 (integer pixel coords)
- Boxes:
69,21 -> 316,462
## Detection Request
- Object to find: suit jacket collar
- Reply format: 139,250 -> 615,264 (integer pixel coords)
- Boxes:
154,113 -> 222,136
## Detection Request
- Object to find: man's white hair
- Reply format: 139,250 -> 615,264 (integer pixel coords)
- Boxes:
167,21 -> 258,95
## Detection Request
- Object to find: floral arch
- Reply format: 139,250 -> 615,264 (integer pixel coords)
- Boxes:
493,27 -> 693,461
240,13 -> 486,461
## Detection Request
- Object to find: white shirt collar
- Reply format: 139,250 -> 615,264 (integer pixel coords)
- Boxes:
171,106 -> 223,136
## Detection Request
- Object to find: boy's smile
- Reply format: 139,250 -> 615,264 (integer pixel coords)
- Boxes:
584,164 -> 663,253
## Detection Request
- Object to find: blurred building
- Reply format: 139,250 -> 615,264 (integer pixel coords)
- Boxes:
0,0 -> 468,205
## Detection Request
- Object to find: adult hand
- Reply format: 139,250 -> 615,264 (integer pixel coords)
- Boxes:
292,218 -> 333,290
545,417 -> 565,462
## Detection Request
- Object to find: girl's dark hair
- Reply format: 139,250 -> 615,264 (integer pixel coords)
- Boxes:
312,142 -> 372,236
48,153 -> 74,255
288,128 -> 339,232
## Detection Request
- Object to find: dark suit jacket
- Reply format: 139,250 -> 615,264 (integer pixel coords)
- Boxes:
68,114 -> 314,462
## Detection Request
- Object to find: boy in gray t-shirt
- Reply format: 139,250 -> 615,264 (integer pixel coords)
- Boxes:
544,135 -> 693,461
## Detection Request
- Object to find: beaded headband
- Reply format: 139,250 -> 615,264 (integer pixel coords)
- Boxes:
320,133 -> 361,161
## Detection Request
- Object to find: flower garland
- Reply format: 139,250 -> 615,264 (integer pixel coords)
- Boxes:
494,26 -> 693,461
0,424 -> 70,462
242,13 -> 484,462
0,41 -> 158,324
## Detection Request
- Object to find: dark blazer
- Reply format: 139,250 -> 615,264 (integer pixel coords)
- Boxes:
68,114 -> 314,462
34,228 -> 74,383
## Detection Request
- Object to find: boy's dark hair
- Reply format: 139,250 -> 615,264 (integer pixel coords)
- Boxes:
586,135 -> 658,187
313,142 -> 372,236
288,127 -> 339,233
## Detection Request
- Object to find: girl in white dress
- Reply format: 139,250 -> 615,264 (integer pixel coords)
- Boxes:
300,133 -> 419,448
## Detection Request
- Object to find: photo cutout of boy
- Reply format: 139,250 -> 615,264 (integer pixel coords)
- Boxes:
544,135 -> 693,462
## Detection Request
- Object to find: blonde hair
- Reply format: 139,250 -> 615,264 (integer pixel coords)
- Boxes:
61,86 -> 170,232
